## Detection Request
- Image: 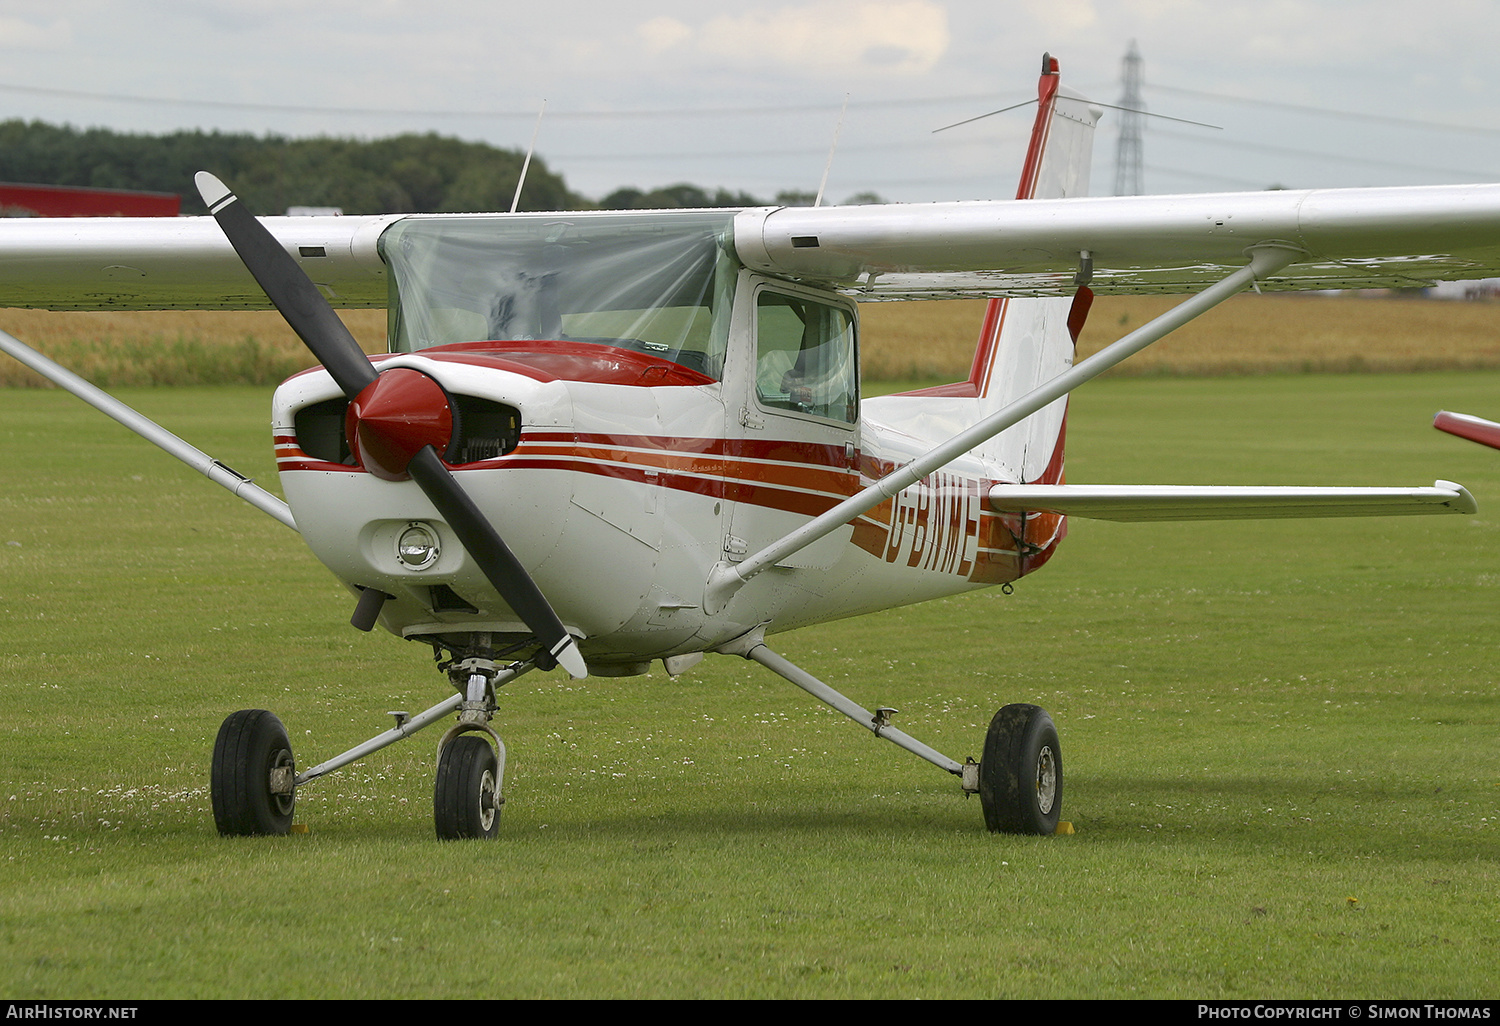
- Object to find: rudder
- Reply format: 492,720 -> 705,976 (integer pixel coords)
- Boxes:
970,55 -> 1100,484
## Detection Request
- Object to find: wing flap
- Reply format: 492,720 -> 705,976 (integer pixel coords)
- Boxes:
987,481 -> 1477,521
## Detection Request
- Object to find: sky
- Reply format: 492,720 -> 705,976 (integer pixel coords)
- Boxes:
3,0 -> 1500,206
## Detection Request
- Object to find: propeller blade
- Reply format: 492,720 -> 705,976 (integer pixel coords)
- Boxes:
408,448 -> 587,678
194,172 -> 376,399
197,171 -> 587,679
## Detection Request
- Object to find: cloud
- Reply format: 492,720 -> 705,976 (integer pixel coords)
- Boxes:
1016,0 -> 1099,35
0,14 -> 73,49
641,1 -> 950,76
637,16 -> 693,55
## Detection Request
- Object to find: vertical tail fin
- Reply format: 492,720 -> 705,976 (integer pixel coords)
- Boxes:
967,55 -> 1100,484
866,56 -> 1101,583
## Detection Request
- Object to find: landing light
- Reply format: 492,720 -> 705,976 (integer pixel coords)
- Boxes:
397,523 -> 440,571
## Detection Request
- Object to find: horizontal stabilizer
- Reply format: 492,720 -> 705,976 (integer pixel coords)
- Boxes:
987,481 -> 1476,522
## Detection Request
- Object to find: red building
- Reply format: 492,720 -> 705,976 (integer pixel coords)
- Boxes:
0,182 -> 180,217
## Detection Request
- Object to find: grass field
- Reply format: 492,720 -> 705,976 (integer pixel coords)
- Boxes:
1,364 -> 1496,998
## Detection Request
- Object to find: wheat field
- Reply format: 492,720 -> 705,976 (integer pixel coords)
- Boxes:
0,308 -> 388,388
2,293 -> 1499,387
859,293 -> 1500,380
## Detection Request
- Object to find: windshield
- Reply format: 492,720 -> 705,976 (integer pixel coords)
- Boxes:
381,210 -> 738,380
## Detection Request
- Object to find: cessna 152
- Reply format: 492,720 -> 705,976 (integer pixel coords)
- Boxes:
2,55 -> 1495,840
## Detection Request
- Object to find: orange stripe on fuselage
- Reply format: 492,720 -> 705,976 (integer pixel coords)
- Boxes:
275,429 -> 1059,585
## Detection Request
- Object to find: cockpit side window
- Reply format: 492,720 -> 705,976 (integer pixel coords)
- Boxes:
754,290 -> 858,425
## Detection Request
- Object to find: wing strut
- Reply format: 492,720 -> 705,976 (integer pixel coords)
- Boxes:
703,244 -> 1300,613
0,327 -> 297,531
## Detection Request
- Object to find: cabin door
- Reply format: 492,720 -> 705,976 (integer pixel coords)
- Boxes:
723,280 -> 861,571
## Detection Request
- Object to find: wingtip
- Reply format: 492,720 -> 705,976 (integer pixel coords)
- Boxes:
193,171 -> 234,211
1435,479 -> 1478,515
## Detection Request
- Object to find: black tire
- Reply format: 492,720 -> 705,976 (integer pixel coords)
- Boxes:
434,735 -> 500,840
211,709 -> 296,836
979,703 -> 1061,835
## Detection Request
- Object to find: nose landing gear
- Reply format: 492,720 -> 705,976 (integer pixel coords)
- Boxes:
434,734 -> 502,840
209,640 -> 533,840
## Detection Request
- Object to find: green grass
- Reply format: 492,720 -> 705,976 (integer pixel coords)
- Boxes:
1,376 -> 1497,998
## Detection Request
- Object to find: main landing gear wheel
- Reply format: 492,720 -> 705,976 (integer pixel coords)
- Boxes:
434,735 -> 500,840
979,703 -> 1061,835
211,709 -> 296,836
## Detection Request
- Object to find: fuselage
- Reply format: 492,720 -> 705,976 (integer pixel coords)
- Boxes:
271,210 -> 1063,674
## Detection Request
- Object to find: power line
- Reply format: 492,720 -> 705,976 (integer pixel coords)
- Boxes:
556,129 -> 1018,164
0,80 -> 1002,122
1144,164 -> 1288,191
1150,82 -> 1500,138
1152,126 -> 1500,182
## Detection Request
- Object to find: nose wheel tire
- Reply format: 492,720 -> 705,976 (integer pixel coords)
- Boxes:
211,709 -> 296,836
978,703 -> 1062,835
434,735 -> 501,840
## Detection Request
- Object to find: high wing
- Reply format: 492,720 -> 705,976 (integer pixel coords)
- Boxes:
6,184 -> 1500,309
0,214 -> 394,309
732,184 -> 1500,299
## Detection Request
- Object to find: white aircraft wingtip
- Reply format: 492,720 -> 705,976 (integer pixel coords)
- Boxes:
1435,480 -> 1478,515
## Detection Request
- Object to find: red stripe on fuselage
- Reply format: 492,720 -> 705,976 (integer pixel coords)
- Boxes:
278,429 -> 863,514
276,430 -> 1056,585
281,340 -> 716,389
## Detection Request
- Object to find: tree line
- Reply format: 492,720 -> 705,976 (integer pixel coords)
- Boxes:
0,120 -> 883,215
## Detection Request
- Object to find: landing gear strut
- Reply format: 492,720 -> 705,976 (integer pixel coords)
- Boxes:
431,644 -> 509,841
215,643 -> 535,841
719,629 -> 1064,835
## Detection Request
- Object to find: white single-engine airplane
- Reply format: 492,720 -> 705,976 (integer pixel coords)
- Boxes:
2,55 -> 1495,839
